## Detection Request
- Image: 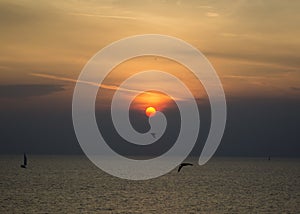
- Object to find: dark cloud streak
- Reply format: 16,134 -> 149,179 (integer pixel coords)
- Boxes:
0,84 -> 65,98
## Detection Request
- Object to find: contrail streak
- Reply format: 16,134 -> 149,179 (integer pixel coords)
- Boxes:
30,73 -> 150,94
29,73 -> 185,100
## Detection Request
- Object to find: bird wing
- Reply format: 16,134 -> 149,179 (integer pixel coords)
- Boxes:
150,133 -> 156,138
24,154 -> 27,166
182,163 -> 193,166
178,165 -> 183,172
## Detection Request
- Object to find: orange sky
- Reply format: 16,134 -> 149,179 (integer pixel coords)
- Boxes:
0,0 -> 299,110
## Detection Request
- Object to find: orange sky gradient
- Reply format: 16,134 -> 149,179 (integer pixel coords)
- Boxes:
0,0 -> 299,110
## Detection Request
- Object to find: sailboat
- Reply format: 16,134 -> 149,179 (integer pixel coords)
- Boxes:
20,153 -> 27,168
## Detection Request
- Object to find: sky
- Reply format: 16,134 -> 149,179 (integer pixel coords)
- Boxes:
0,0 -> 299,156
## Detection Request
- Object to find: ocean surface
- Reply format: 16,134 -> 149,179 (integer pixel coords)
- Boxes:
0,156 -> 299,213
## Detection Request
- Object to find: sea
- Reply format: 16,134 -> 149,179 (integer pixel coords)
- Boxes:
0,156 -> 299,213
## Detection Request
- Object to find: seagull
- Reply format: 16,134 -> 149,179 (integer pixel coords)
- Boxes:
177,163 -> 193,173
20,153 -> 27,168
150,133 -> 156,138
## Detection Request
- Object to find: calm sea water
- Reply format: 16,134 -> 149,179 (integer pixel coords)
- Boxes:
0,156 -> 299,213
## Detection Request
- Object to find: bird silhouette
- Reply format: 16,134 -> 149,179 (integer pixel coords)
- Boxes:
20,153 -> 27,168
177,162 -> 193,172
150,133 -> 156,138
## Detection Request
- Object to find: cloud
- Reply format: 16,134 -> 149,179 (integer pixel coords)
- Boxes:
220,33 -> 249,38
205,51 -> 300,71
67,12 -> 139,20
30,73 -> 147,94
291,87 -> 300,91
223,75 -> 262,80
197,5 -> 213,9
205,12 -> 219,17
30,73 -> 186,101
0,84 -> 65,98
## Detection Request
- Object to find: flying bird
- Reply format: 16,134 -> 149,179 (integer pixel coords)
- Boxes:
150,133 -> 156,138
20,153 -> 27,168
177,163 -> 193,172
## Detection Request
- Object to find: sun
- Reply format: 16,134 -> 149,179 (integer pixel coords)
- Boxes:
145,106 -> 156,117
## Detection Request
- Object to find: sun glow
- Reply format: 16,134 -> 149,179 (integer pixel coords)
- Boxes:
145,106 -> 156,117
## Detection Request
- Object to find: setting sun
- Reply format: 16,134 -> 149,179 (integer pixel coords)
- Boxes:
145,107 -> 156,117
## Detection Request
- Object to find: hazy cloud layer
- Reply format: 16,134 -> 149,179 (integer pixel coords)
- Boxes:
0,84 -> 65,98
0,96 -> 299,156
291,87 -> 300,91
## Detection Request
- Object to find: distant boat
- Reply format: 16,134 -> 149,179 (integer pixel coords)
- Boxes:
20,153 -> 27,168
177,163 -> 193,173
